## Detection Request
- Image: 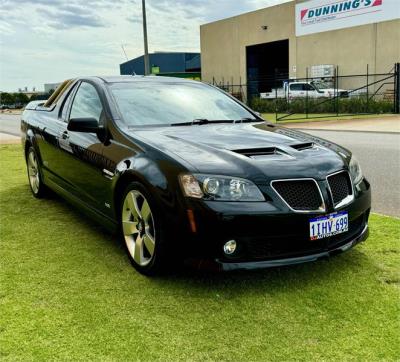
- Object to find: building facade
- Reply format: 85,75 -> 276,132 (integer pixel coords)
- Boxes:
200,0 -> 400,95
120,52 -> 201,76
44,83 -> 62,93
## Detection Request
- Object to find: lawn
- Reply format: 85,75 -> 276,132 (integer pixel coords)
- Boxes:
1,144 -> 399,361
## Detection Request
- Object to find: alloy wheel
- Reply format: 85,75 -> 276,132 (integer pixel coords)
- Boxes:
27,150 -> 40,194
122,190 -> 156,267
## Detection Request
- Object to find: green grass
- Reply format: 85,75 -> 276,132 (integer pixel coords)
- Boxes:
1,144 -> 399,361
262,113 -> 398,124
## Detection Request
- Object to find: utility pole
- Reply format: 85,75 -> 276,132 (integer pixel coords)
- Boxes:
121,44 -> 129,61
142,0 -> 150,75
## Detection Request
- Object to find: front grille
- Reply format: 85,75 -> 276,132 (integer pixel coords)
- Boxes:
328,171 -> 352,205
272,180 -> 323,211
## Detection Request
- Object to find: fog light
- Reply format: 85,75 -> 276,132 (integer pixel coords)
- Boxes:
223,240 -> 237,255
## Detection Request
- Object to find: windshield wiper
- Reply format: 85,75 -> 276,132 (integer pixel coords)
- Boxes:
233,117 -> 260,123
171,118 -> 261,126
171,119 -> 234,126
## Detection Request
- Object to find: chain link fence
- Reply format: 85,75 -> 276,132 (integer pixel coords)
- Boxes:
211,63 -> 400,121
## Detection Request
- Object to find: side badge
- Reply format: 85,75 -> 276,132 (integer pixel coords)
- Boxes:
102,169 -> 114,178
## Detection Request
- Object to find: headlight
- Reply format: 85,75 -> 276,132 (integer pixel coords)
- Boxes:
349,156 -> 363,185
179,174 -> 265,201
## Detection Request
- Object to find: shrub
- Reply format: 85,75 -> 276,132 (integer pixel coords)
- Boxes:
249,96 -> 394,115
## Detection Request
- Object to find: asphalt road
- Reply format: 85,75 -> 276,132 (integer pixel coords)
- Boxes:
303,129 -> 400,217
1,114 -> 399,216
0,113 -> 21,136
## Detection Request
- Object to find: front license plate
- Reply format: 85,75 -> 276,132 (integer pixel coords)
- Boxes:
309,211 -> 348,240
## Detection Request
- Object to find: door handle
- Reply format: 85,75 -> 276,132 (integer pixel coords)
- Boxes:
61,131 -> 69,140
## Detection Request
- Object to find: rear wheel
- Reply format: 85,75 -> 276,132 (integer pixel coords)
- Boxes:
26,146 -> 47,198
120,182 -> 168,275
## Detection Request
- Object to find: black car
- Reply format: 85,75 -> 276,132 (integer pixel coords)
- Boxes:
21,76 -> 371,275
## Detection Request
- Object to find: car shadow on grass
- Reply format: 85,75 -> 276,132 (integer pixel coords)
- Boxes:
1,183 -> 373,296
1,183 -> 125,249
150,250 -> 370,296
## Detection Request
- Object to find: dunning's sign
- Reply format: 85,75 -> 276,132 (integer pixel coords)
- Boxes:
296,0 -> 400,36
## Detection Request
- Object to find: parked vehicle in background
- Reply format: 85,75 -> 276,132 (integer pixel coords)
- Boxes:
0,104 -> 23,110
260,81 -> 350,100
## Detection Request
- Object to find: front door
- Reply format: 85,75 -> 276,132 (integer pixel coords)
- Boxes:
34,112 -> 64,184
56,81 -> 108,213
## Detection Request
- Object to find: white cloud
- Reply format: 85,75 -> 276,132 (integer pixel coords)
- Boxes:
0,0 -> 292,91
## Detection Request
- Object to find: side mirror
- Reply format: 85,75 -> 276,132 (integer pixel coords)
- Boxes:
67,118 -> 100,133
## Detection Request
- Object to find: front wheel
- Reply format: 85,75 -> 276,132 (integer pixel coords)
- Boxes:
120,182 -> 168,275
26,146 -> 47,198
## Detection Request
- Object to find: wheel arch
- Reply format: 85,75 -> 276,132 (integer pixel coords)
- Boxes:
110,151 -> 191,249
24,129 -> 41,162
24,138 -> 32,159
113,167 -> 167,215
113,171 -> 143,214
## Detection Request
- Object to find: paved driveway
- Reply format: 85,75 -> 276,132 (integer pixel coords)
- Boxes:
286,116 -> 400,133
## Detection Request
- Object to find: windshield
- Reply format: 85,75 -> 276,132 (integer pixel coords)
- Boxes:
109,81 -> 257,126
311,82 -> 326,91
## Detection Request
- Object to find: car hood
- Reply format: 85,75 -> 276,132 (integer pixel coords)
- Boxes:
125,122 -> 350,183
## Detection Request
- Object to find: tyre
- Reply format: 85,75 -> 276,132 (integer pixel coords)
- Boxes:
26,146 -> 48,198
120,181 -> 168,275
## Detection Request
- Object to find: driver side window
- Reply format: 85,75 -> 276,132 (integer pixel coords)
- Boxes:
303,84 -> 315,91
70,82 -> 103,124
290,84 -> 303,91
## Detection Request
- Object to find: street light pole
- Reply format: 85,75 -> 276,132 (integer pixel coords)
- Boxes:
142,0 -> 150,75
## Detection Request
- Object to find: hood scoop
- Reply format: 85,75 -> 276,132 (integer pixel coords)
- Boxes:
231,147 -> 291,160
232,147 -> 278,157
290,142 -> 315,151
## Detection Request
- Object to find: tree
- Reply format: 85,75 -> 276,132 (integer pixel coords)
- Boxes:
14,93 -> 30,105
0,92 -> 15,105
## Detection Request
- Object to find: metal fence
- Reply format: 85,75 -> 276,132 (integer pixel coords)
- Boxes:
212,63 -> 400,122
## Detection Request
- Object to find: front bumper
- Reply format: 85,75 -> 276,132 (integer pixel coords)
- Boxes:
217,223 -> 368,271
180,178 -> 371,269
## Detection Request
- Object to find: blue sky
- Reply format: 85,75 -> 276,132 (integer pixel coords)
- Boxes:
0,0 -> 290,91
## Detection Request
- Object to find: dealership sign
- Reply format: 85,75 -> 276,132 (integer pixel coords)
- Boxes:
296,0 -> 400,36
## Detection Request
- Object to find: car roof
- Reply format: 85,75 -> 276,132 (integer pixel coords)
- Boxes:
90,75 -> 197,84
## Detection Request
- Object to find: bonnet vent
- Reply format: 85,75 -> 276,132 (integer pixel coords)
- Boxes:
290,142 -> 315,151
232,147 -> 279,157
